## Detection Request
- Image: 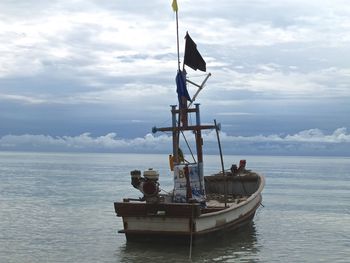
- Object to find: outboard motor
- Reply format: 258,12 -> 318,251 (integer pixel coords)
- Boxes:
130,169 -> 160,203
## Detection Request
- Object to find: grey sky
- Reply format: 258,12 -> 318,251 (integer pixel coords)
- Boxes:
0,0 -> 350,155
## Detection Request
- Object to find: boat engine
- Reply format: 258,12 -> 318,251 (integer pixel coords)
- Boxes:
230,159 -> 247,175
130,169 -> 160,203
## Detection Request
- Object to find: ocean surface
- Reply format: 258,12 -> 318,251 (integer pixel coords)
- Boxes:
0,151 -> 349,262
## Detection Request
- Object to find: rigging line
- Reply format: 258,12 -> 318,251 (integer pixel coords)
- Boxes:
188,73 -> 208,78
158,117 -> 172,127
180,130 -> 196,163
160,131 -> 172,136
159,187 -> 172,195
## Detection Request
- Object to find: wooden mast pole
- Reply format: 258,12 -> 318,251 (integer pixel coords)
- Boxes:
214,119 -> 227,207
174,1 -> 181,164
173,2 -> 192,259
176,10 -> 180,71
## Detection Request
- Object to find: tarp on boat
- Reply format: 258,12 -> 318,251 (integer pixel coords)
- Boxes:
173,163 -> 206,204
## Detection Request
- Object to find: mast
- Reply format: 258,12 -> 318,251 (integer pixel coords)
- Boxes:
155,0 -> 211,166
173,0 -> 183,163
173,0 -> 180,71
153,105 -> 215,166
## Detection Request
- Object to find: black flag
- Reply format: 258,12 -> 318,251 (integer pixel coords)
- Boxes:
184,32 -> 206,72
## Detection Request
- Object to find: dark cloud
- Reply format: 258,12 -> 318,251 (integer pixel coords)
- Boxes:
0,0 -> 350,155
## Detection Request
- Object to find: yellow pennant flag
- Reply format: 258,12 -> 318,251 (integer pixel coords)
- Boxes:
172,0 -> 178,12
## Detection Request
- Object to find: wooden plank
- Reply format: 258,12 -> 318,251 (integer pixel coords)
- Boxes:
154,124 -> 216,133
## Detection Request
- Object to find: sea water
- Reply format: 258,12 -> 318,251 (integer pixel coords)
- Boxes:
0,152 -> 349,262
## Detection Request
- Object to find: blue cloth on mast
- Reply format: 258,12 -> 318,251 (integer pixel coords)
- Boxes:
176,70 -> 191,107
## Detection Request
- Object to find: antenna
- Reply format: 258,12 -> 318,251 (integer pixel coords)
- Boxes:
187,73 -> 211,107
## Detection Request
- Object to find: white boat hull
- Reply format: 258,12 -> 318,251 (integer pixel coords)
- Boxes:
115,174 -> 264,242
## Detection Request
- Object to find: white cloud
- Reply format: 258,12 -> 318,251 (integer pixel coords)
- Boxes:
0,132 -> 171,152
1,0 -> 350,102
209,66 -> 350,99
0,93 -> 46,104
1,128 -> 349,155
0,4 -> 175,79
202,127 -> 350,144
285,128 -> 350,143
217,112 -> 253,116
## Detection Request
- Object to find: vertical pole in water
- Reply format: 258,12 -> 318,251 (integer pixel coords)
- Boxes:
189,203 -> 194,260
214,119 -> 227,207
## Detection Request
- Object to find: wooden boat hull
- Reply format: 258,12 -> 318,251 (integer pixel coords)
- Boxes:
120,196 -> 260,243
115,174 -> 264,243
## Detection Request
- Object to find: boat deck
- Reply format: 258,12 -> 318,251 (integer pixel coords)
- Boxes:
206,199 -> 246,208
202,195 -> 249,213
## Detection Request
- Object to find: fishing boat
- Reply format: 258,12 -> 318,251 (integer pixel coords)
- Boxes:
114,1 -> 264,244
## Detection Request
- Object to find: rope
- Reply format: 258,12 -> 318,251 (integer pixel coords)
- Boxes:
159,187 -> 172,195
188,73 -> 208,78
180,130 -> 196,163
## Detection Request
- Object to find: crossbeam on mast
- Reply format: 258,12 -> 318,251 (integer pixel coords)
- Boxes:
152,124 -> 216,133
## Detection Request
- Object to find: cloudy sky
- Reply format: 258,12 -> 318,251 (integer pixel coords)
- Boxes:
0,0 -> 350,156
